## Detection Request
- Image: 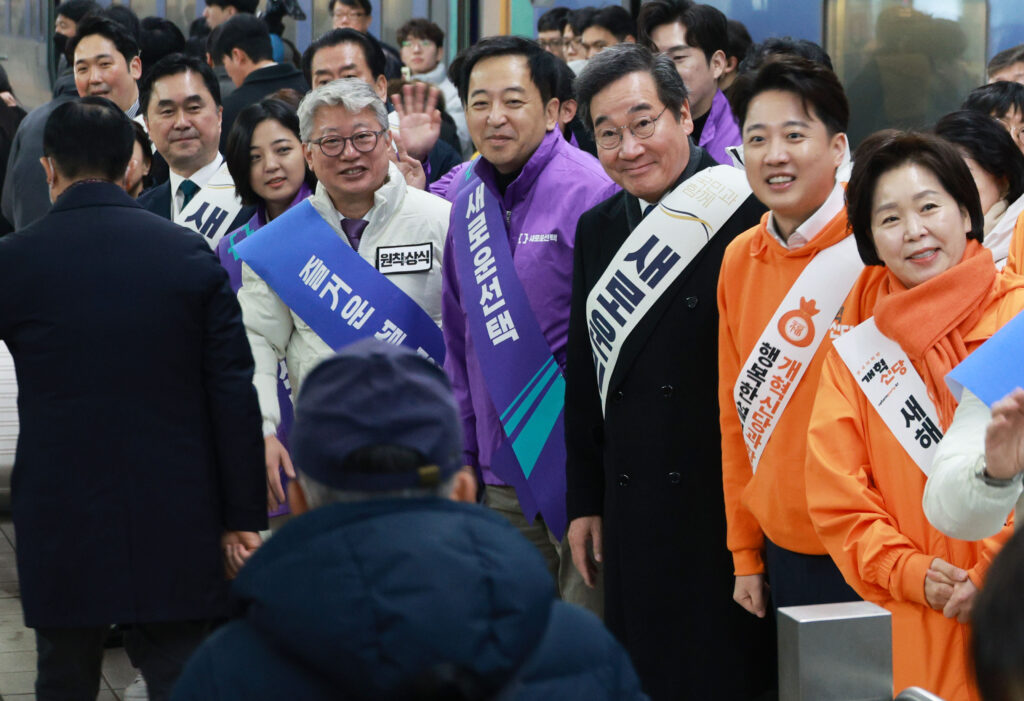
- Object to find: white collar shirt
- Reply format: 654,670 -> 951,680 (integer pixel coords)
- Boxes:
170,154 -> 224,220
767,181 -> 845,250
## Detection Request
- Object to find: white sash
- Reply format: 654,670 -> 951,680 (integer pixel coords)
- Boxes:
733,234 -> 862,472
833,317 -> 942,475
174,161 -> 244,249
586,165 -> 750,412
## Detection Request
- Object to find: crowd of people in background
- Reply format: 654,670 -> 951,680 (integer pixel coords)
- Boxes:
1,1 -> 1024,700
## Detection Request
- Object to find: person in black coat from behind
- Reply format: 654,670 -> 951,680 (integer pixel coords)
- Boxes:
564,45 -> 776,701
0,97 -> 266,701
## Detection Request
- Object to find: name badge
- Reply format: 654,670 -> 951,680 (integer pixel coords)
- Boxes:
376,243 -> 433,274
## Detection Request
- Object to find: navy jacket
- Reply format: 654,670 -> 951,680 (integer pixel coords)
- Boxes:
172,498 -> 648,700
0,182 -> 267,627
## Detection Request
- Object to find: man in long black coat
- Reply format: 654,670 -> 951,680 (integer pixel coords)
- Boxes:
565,45 -> 775,700
0,97 -> 266,700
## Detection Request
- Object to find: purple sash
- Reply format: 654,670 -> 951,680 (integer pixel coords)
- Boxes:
452,172 -> 567,539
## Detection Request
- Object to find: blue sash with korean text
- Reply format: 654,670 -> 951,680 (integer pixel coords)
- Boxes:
235,200 -> 445,363
452,172 -> 568,539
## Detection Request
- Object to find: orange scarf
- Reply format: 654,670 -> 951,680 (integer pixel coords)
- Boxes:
874,241 -> 996,428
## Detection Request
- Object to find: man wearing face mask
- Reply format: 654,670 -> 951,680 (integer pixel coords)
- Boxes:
53,0 -> 101,76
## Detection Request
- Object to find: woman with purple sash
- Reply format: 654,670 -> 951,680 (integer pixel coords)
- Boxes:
218,97 -> 317,517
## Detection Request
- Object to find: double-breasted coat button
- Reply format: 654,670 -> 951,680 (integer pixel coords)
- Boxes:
661,384 -> 674,397
686,296 -> 698,308
668,472 -> 681,484
617,474 -> 630,487
613,390 -> 624,402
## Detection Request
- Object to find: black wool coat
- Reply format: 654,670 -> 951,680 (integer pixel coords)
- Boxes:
0,183 -> 267,627
565,147 -> 776,701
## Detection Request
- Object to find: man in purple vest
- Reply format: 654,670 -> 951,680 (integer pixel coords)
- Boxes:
438,36 -> 618,616
637,1 -> 741,166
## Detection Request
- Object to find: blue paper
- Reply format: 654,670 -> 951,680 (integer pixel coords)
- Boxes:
946,309 -> 1024,406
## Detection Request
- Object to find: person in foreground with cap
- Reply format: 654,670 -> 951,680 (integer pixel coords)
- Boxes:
171,339 -> 648,701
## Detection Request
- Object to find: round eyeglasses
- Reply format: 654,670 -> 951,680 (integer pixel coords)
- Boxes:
308,129 -> 387,157
595,106 -> 669,150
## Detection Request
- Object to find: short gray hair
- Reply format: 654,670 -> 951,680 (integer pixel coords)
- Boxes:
297,78 -> 388,142
575,43 -> 688,133
297,470 -> 456,509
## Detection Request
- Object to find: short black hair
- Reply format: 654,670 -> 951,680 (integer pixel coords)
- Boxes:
554,57 -> 576,103
566,7 -> 596,36
725,19 -> 752,63
141,52 -> 222,114
537,7 -> 570,34
212,13 -> 272,64
987,44 -> 1024,80
575,43 -> 688,133
225,97 -> 316,206
44,97 -> 134,180
67,13 -> 140,65
327,0 -> 371,14
963,81 -> 1024,121
139,17 -> 186,78
204,0 -> 259,12
456,35 -> 559,106
56,0 -> 100,23
847,130 -> 984,266
639,1 -> 728,62
972,527 -> 1024,701
302,28 -> 386,86
934,110 -> 1024,204
131,119 -> 153,166
731,54 -> 849,136
737,36 -> 834,75
587,6 -> 636,42
102,4 -> 141,44
396,18 -> 444,47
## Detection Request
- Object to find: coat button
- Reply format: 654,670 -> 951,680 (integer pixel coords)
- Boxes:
613,390 -> 624,402
617,473 -> 630,487
686,296 -> 698,308
668,472 -> 681,484
661,384 -> 674,398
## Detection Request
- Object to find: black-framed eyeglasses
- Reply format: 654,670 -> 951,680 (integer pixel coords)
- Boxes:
595,106 -> 669,150
308,129 -> 387,156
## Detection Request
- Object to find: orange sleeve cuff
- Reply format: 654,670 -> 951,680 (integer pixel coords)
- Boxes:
897,552 -> 933,606
732,548 -> 765,577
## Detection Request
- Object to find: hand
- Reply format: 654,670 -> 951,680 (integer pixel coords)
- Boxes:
566,516 -> 602,588
985,388 -> 1024,480
0,91 -> 17,108
391,82 -> 441,161
733,574 -> 768,618
925,557 -> 967,610
390,132 -> 426,190
943,577 -> 978,623
265,435 -> 295,511
222,531 -> 262,578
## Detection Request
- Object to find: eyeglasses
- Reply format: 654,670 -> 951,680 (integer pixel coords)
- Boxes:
308,129 -> 386,156
400,39 -> 435,50
563,37 -> 583,49
538,39 -> 562,50
595,106 -> 669,150
332,9 -> 365,20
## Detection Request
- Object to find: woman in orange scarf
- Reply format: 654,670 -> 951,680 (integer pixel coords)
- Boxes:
805,130 -> 1024,701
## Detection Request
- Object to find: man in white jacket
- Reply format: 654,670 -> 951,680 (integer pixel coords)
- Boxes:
396,18 -> 470,157
238,79 -> 451,509
923,387 -> 1024,540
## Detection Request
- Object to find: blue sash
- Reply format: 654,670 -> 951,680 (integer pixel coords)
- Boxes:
235,200 -> 445,363
452,172 -> 567,539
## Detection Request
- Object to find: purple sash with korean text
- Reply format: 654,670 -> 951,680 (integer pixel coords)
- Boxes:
235,200 -> 444,363
452,173 -> 568,539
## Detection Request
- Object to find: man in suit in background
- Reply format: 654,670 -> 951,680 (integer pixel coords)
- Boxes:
0,96 -> 266,700
139,53 -> 254,248
565,44 -> 774,700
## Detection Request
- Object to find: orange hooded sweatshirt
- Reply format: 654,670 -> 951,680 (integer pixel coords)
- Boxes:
805,244 -> 1024,701
718,209 -> 885,575
1006,212 -> 1024,274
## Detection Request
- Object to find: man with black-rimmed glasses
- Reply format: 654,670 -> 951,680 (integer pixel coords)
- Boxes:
236,78 -> 451,513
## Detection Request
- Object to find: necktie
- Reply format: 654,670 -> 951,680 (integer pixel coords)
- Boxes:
642,202 -> 657,218
179,179 -> 199,209
341,218 -> 369,251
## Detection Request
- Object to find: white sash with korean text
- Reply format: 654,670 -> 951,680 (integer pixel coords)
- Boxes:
833,317 -> 942,475
734,235 -> 862,472
586,165 -> 750,412
174,161 -> 244,249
